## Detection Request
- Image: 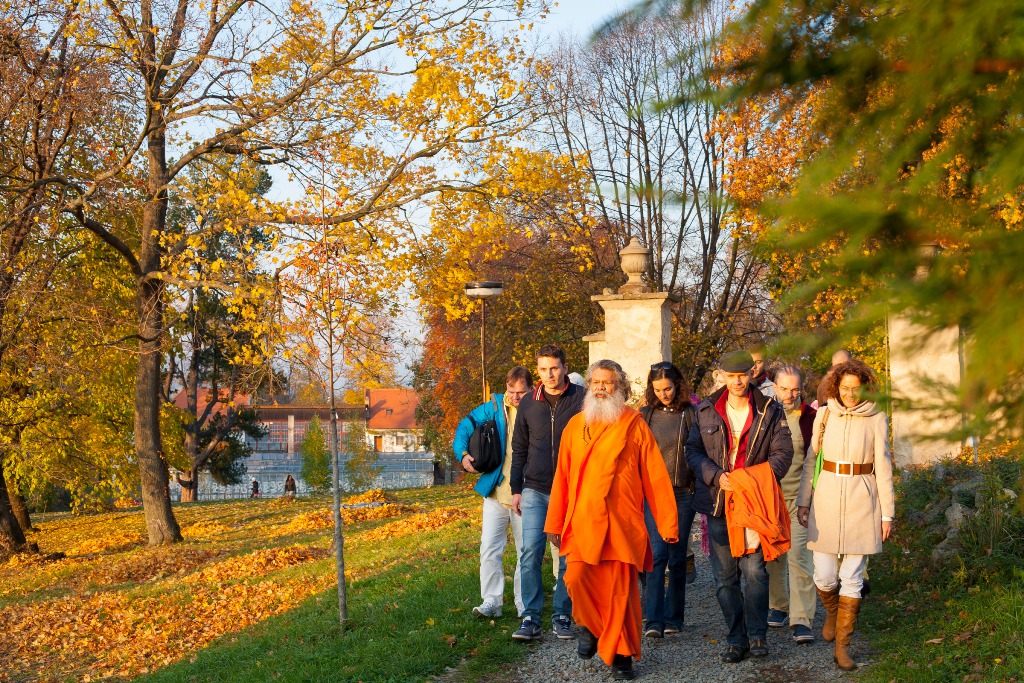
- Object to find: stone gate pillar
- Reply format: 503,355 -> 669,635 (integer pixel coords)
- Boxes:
583,238 -> 680,400
888,243 -> 965,466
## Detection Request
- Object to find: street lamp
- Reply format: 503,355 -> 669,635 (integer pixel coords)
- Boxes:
464,281 -> 503,401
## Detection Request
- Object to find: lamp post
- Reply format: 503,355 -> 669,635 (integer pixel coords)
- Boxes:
464,281 -> 503,402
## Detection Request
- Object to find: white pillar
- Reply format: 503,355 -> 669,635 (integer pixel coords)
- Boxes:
583,238 -> 679,400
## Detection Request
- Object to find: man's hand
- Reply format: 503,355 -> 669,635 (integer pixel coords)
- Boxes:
718,472 -> 733,492
797,506 -> 810,527
881,520 -> 893,542
512,493 -> 522,516
461,454 -> 479,474
547,532 -> 561,548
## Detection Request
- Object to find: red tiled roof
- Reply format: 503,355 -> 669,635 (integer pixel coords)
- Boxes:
171,388 -> 250,418
366,388 -> 419,430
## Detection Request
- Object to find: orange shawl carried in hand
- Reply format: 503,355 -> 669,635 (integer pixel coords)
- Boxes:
724,462 -> 791,561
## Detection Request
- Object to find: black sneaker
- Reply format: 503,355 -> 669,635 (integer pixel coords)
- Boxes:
767,609 -> 789,628
611,654 -> 636,680
511,616 -> 542,641
578,627 -> 598,659
721,645 -> 749,663
552,614 -> 576,640
750,638 -> 769,657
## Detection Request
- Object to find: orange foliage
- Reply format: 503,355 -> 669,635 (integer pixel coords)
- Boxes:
364,506 -> 472,541
0,490 -> 478,682
0,573 -> 334,681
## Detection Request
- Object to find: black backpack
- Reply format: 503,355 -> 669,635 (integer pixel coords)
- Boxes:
467,398 -> 504,474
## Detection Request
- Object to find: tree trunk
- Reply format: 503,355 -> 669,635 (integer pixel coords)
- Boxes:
176,469 -> 199,503
10,490 -> 32,531
133,108 -> 182,545
0,460 -> 27,552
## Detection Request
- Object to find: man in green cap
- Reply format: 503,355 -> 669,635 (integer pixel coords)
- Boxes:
686,350 -> 793,663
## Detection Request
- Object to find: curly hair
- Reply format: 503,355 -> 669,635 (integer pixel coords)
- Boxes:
821,359 -> 876,402
585,359 -> 630,400
644,363 -> 692,410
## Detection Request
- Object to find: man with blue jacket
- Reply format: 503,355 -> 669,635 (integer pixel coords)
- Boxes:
454,365 -> 534,619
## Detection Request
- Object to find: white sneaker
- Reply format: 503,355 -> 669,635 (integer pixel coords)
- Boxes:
472,601 -> 502,618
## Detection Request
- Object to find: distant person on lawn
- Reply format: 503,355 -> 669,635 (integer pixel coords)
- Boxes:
453,365 -> 534,619
509,344 -> 585,642
545,360 -> 678,681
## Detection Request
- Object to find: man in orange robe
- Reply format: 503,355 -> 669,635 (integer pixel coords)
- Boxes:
545,360 -> 679,681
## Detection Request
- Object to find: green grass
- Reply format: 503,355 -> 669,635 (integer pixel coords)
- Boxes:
857,448 -> 1024,683
130,491 -> 536,683
2,485 -> 543,682
137,530 -> 531,683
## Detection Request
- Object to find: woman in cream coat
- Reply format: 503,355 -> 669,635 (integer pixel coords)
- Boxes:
796,359 -> 894,670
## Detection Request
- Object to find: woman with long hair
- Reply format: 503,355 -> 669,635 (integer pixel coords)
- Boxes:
796,359 -> 894,670
639,361 -> 697,637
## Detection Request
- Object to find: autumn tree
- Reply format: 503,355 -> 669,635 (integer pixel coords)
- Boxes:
534,2 -> 778,385
695,0 -> 1024,435
412,147 -> 620,462
25,0 -> 551,546
163,161 -> 274,502
0,2 -> 128,551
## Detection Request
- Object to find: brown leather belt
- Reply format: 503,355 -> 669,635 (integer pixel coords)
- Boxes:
821,459 -> 874,476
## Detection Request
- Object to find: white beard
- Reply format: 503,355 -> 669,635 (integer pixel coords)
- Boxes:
583,389 -> 626,424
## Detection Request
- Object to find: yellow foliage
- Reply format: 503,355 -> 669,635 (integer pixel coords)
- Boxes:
346,488 -> 393,504
364,506 -> 471,541
0,489 -> 481,682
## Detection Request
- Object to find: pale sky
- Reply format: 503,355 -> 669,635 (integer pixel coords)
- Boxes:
538,0 -> 632,41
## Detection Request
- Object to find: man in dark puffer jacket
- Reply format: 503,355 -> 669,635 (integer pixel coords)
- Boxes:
686,350 -> 793,664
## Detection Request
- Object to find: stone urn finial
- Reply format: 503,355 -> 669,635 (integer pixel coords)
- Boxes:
914,241 -> 944,282
618,237 -> 650,294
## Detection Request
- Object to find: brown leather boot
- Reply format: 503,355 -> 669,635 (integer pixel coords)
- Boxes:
816,587 -> 841,643
834,595 -> 861,670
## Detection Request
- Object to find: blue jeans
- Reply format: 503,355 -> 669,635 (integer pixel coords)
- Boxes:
706,513 -> 769,648
644,489 -> 696,631
520,487 -> 571,621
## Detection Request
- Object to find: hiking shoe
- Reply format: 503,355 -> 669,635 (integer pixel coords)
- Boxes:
644,627 -> 663,638
767,609 -> 789,628
578,627 -> 598,659
552,615 -> 576,639
511,616 -> 542,641
792,624 -> 815,644
664,622 -> 683,634
721,645 -> 749,663
611,654 -> 636,680
472,601 -> 502,618
750,638 -> 769,658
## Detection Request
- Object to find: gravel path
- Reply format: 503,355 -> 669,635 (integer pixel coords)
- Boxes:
507,551 -> 869,682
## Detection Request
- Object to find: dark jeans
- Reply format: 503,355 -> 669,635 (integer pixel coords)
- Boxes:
706,513 -> 769,648
643,489 -> 696,631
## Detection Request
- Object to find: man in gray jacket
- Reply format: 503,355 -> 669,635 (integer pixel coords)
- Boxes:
686,350 -> 793,663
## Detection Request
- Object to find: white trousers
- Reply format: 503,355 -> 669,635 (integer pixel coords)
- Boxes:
480,496 -> 524,615
812,551 -> 867,599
